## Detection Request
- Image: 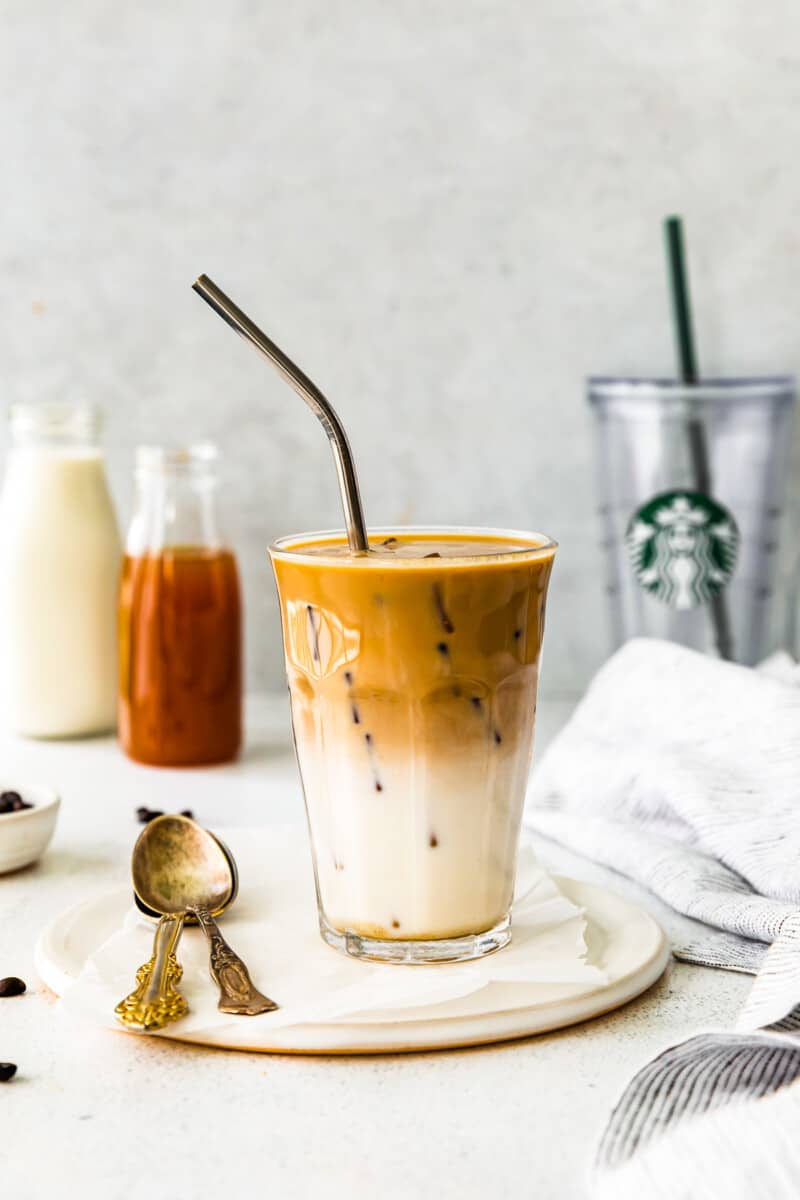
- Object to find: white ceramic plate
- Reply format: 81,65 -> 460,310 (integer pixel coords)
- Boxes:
36,876 -> 669,1054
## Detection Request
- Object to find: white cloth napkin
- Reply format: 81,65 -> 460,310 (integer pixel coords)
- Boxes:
525,638 -> 800,1198
60,826 -> 605,1039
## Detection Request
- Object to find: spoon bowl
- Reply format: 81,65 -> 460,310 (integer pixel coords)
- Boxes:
130,813 -> 277,1017
133,823 -> 239,924
132,814 -> 234,917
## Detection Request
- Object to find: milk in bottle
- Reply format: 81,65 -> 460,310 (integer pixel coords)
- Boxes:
0,402 -> 121,736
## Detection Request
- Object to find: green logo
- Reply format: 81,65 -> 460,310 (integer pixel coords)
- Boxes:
625,490 -> 739,610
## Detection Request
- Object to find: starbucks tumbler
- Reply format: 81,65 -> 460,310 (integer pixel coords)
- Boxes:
588,376 -> 795,665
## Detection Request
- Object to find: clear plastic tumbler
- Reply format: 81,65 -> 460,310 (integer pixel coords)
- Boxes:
588,377 -> 795,664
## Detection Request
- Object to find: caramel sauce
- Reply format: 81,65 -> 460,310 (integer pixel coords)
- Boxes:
118,548 -> 242,766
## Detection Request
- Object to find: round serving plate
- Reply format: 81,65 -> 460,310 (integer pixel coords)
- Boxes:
36,876 -> 669,1055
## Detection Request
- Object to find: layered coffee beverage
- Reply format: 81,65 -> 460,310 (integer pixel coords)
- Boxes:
270,528 -> 556,963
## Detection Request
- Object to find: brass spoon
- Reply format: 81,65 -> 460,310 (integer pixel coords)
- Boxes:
116,815 -> 277,1032
134,830 -> 278,1017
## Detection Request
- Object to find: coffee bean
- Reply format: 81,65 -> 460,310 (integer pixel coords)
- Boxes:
0,1064 -> 17,1082
0,791 -> 32,814
0,977 -> 26,998
429,833 -> 439,848
136,807 -> 164,824
179,810 -> 194,820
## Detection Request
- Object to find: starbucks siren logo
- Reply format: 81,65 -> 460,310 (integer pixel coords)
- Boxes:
625,490 -> 739,610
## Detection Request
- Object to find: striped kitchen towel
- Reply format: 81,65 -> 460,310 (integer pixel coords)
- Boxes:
525,639 -> 800,1198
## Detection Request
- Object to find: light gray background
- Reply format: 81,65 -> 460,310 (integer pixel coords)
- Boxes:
2,0 -> 799,695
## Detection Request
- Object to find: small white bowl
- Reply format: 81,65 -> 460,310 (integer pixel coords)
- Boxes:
0,785 -> 60,874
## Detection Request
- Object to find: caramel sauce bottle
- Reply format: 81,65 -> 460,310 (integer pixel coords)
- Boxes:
118,444 -> 242,766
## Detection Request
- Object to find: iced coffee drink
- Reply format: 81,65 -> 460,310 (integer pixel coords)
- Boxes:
270,528 -> 556,963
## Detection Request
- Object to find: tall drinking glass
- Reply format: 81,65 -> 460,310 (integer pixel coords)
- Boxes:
589,377 -> 795,664
270,527 -> 556,964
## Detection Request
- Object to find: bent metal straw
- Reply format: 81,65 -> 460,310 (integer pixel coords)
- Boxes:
192,274 -> 369,554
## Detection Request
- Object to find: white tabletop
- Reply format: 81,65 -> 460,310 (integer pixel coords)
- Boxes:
1,698 -> 750,1200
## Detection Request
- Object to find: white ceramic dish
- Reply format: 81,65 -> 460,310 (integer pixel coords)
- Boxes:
0,784 -> 60,873
36,875 -> 669,1054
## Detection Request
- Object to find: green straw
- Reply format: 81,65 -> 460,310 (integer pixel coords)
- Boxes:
663,215 -> 733,660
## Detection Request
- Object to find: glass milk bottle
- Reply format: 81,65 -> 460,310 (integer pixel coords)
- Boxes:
118,443 -> 243,766
0,402 -> 122,736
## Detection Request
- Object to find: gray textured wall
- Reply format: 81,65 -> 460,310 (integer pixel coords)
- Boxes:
2,1 -> 799,695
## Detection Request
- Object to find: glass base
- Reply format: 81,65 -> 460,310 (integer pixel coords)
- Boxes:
319,911 -> 511,964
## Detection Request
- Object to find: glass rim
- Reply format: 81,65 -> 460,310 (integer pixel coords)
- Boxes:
269,525 -> 558,565
135,441 -> 219,471
587,375 -> 796,405
9,400 -> 103,441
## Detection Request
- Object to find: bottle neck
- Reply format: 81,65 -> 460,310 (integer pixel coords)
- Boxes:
9,402 -> 103,449
126,444 -> 225,555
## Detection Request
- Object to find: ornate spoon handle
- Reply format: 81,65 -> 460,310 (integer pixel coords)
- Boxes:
115,913 -> 188,1032
190,905 -> 278,1015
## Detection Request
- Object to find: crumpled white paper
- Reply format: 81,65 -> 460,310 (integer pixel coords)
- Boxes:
60,826 -> 607,1038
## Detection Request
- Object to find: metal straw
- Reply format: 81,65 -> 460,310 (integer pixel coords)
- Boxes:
192,274 -> 369,553
663,216 -> 733,661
